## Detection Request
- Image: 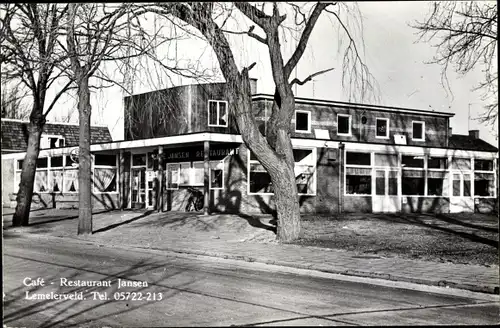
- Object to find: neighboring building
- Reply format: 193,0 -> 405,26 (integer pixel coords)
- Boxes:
1,82 -> 498,213
1,119 -> 113,207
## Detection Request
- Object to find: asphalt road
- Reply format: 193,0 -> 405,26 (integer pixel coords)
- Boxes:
3,234 -> 499,327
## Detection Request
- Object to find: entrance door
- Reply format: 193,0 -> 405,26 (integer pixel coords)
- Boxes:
372,169 -> 400,212
450,172 -> 474,213
131,167 -> 146,208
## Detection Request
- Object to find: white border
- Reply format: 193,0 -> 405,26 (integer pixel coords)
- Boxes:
207,100 -> 229,128
295,110 -> 311,133
337,114 -> 352,136
375,117 -> 390,139
412,121 -> 425,141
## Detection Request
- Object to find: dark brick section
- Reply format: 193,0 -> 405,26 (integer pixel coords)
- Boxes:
449,134 -> 498,152
1,120 -> 112,152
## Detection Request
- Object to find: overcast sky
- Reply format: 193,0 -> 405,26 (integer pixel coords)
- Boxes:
46,1 -> 498,146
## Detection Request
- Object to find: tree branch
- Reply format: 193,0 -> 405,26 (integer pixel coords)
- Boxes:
289,67 -> 335,86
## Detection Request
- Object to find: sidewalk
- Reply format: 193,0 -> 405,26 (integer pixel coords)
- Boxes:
3,208 -> 499,294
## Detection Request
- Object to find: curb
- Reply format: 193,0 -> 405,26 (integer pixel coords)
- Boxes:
6,231 -> 500,295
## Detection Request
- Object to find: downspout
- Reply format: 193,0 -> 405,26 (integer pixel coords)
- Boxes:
338,142 -> 345,214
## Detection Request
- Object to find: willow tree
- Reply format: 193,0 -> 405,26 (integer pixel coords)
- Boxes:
1,3 -> 72,226
150,2 -> 376,241
412,1 -> 498,132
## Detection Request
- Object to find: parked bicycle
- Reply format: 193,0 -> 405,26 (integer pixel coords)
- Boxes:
185,187 -> 204,212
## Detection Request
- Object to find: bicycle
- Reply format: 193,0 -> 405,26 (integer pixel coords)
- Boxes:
185,187 -> 204,212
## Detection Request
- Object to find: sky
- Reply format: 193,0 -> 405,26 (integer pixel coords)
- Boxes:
45,1 -> 498,146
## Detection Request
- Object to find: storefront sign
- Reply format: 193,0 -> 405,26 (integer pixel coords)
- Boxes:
162,145 -> 239,163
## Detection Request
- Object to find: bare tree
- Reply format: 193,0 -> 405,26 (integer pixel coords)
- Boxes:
412,1 -> 498,132
65,3 -> 202,234
149,2 -> 376,241
1,83 -> 30,120
1,3 -> 73,226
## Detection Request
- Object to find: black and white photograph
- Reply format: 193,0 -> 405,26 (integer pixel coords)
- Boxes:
1,1 -> 499,327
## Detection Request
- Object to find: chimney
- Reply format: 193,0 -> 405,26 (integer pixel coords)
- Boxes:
469,129 -> 479,139
249,78 -> 257,95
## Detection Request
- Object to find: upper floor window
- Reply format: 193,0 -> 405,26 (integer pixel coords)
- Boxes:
41,135 -> 65,149
375,118 -> 389,139
295,110 -> 311,133
412,121 -> 425,141
208,100 -> 228,127
337,114 -> 351,136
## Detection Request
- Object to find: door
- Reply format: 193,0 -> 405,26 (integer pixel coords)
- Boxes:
131,167 -> 146,208
372,169 -> 400,212
450,172 -> 474,213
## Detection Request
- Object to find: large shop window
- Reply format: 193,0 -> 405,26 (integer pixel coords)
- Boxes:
412,121 -> 425,141
474,173 -> 495,197
375,118 -> 389,138
427,171 -> 447,196
337,114 -> 351,136
346,167 -> 371,195
208,100 -> 228,127
402,170 -> 425,195
248,148 -> 316,195
93,154 -> 117,192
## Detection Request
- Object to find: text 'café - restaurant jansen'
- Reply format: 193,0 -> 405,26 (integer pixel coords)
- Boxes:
1,80 -> 498,214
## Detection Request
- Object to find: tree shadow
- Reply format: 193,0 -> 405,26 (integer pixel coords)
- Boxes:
376,213 -> 499,249
93,210 -> 155,233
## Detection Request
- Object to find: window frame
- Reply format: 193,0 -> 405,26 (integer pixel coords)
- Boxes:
411,121 -> 425,141
92,153 -> 118,194
207,100 -> 229,128
166,163 -> 181,190
294,110 -> 311,134
247,147 -> 317,196
337,114 -> 352,136
375,117 -> 390,139
41,134 -> 65,149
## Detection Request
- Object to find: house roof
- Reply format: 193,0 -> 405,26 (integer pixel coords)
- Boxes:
448,134 -> 498,152
1,119 -> 112,152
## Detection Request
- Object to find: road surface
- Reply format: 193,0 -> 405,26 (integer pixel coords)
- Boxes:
3,234 -> 499,327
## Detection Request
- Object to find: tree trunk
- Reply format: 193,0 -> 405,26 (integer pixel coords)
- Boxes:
12,112 -> 44,226
77,75 -> 92,235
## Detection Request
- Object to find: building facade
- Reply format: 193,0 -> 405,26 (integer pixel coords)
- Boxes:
1,82 -> 498,213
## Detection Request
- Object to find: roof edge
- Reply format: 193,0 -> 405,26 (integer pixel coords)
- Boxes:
1,118 -> 109,128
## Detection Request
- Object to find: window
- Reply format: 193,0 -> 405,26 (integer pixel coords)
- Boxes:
428,157 -> 447,169
346,167 -> 371,195
402,155 -> 424,168
474,173 -> 494,196
402,170 -> 425,195
412,121 -> 425,141
451,158 -> 471,171
295,110 -> 311,133
208,100 -> 228,127
210,161 -> 224,189
64,169 -> 78,192
374,153 -> 398,167
93,154 -> 117,193
41,135 -> 64,149
375,170 -> 398,196
50,156 -> 64,193
337,114 -> 351,136
192,162 -> 204,185
248,148 -> 316,195
179,162 -> 191,185
166,164 -> 180,190
132,154 -> 146,167
346,152 -> 371,166
474,159 -> 493,171
375,118 -> 389,138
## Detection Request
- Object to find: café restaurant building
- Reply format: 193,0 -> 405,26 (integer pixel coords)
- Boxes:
2,81 -> 498,214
